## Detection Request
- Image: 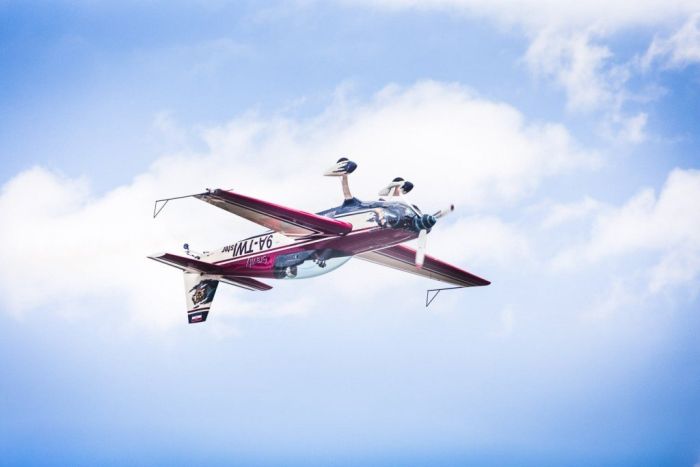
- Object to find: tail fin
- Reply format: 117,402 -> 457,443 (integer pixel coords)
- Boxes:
184,272 -> 219,324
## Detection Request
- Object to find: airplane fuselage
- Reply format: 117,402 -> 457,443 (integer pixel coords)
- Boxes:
198,197 -> 427,280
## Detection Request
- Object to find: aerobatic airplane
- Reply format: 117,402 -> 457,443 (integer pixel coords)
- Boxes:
149,159 -> 490,323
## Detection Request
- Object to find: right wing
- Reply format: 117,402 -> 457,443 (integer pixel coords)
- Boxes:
195,189 -> 352,237
356,245 -> 490,288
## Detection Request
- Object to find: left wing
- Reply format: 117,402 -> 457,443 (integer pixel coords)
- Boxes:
356,245 -> 490,288
196,189 -> 352,237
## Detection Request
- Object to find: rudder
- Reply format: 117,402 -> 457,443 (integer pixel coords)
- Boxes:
184,272 -> 219,324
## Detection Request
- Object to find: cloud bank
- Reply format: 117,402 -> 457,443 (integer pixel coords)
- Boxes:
0,81 -> 593,329
2,78 -> 697,333
554,168 -> 700,295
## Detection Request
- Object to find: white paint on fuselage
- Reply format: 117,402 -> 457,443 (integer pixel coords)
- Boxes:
203,209 -> 381,264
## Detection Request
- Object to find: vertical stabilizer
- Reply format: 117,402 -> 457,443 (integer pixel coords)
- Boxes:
184,272 -> 219,323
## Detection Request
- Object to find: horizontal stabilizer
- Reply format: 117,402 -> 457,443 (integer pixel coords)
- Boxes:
148,252 -> 222,274
220,276 -> 273,291
148,254 -> 272,292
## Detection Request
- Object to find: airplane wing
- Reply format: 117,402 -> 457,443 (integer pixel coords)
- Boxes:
195,189 -> 353,237
356,245 -> 490,288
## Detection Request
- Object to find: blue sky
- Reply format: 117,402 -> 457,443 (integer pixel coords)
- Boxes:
1,1 -> 700,465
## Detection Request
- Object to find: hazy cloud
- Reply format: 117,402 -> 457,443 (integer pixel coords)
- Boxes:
553,168 -> 700,293
642,14 -> 700,69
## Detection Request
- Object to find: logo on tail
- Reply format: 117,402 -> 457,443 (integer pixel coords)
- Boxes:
189,279 -> 218,307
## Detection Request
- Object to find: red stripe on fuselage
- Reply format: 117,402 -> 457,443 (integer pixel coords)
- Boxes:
216,227 -> 416,278
211,225 -> 378,265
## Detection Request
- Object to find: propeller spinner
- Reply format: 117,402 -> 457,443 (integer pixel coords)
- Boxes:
415,204 -> 454,268
377,174 -> 455,268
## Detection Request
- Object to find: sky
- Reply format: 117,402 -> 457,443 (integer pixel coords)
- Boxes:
1,1 -> 700,465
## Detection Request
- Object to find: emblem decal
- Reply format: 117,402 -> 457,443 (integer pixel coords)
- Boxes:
189,279 -> 218,306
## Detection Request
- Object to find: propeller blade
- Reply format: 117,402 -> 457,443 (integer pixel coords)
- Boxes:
433,204 -> 455,219
416,229 -> 427,268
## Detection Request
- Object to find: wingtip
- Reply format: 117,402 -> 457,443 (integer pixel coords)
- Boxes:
473,276 -> 491,286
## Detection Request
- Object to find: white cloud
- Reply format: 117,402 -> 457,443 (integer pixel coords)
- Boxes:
525,31 -> 651,143
611,111 -> 649,144
648,247 -> 700,294
346,0 -> 700,142
525,29 -> 613,112
642,14 -> 700,69
521,27 -> 655,142
553,168 -> 700,293
197,81 -> 596,209
346,0 -> 699,31
540,196 -> 603,229
429,216 -> 531,268
583,169 -> 700,259
0,81 -> 590,329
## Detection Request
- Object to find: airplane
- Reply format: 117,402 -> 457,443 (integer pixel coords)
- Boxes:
149,158 -> 490,323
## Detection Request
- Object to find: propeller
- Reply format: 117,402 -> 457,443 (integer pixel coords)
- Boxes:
433,204 -> 454,219
416,229 -> 427,268
415,204 -> 454,268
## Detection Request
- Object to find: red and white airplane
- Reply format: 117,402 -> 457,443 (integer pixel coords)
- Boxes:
149,159 -> 490,323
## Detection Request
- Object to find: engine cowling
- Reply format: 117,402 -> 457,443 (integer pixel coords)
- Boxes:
414,213 -> 437,231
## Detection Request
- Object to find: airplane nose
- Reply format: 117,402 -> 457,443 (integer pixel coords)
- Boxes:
414,213 -> 437,231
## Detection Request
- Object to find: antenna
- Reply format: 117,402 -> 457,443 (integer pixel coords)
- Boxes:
425,286 -> 464,307
152,191 -> 208,218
